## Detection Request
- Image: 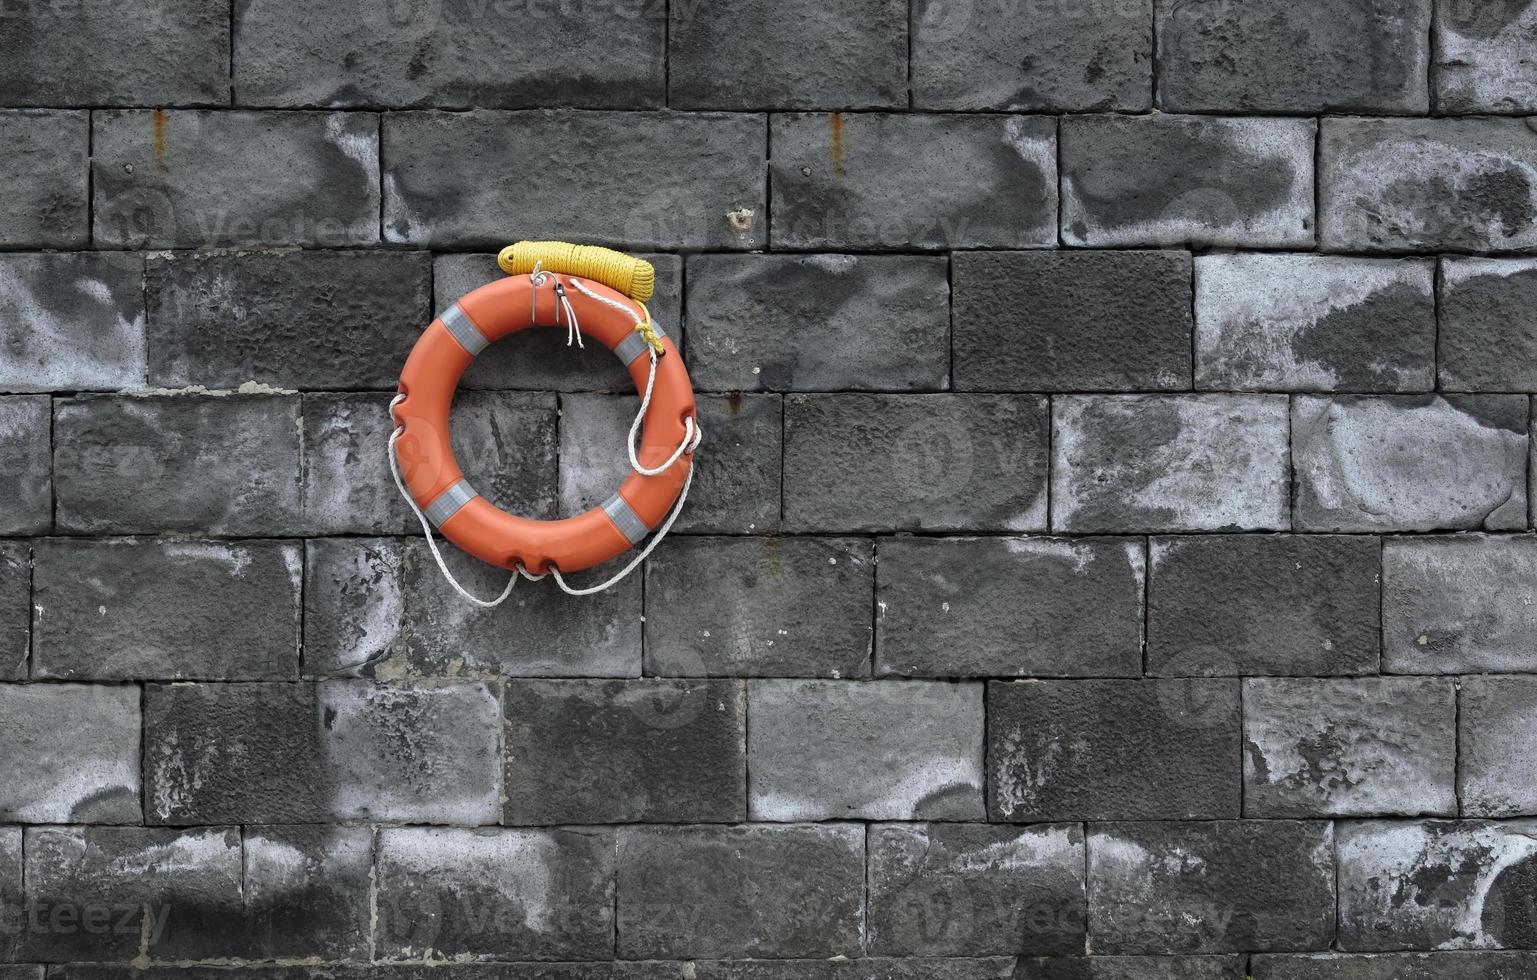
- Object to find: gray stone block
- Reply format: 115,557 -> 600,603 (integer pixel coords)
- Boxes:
52,969 -> 680,980
1292,395 -> 1528,531
1320,117 -> 1537,252
241,825 -> 372,960
1195,254 -> 1436,392
94,110 -> 379,248
0,395 -> 51,534
0,252 -> 147,391
785,394 -> 1049,532
989,679 -> 1240,822
1061,114 -> 1315,247
616,824 -> 864,958
1439,258 -> 1537,390
1155,0 -> 1430,112
384,110 -> 765,249
1052,394 -> 1291,532
1459,676 -> 1537,817
53,394 -> 304,535
1146,534 -> 1381,677
1436,1 -> 1537,113
1254,952 -> 1537,980
1337,819 -> 1537,950
1384,536 -> 1537,673
1088,821 -> 1336,954
669,0 -> 905,109
692,963 -> 1018,980
0,544 -> 26,681
644,536 -> 874,678
953,250 -> 1192,392
0,110 -> 88,247
876,537 -> 1144,679
376,826 -> 614,960
748,680 -> 984,820
868,823 -> 1086,956
0,828 -> 18,960
32,538 -> 300,681
0,683 -> 139,823
771,113 -> 1058,250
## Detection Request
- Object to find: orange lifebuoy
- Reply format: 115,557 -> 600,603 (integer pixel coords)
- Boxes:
391,272 -> 696,576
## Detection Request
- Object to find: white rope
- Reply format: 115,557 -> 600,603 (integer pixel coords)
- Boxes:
547,458 -> 696,596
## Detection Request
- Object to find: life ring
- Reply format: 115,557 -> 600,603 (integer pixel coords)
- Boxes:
389,256 -> 696,580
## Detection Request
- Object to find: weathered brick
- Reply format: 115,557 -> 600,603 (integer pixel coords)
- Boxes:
503,679 -> 745,824
434,252 -> 683,392
32,539 -> 300,681
1337,819 -> 1537,950
241,825 -> 371,960
1459,676 -> 1537,817
1053,395 -> 1290,533
0,111 -> 87,248
1292,395 -> 1528,531
234,0 -> 663,108
669,0 -> 904,109
1061,114 -> 1315,247
144,681 -> 500,824
51,970 -> 679,980
0,544 -> 26,681
1088,821 -> 1336,954
692,963 -> 1016,980
686,254 -> 949,392
1384,536 -> 1537,673
0,828 -> 18,960
0,253 -> 146,391
1320,118 -> 1537,252
771,113 -> 1058,250
644,536 -> 873,678
1244,677 -> 1457,818
54,394 -> 303,535
953,250 -> 1191,392
1147,535 -> 1381,677
748,680 -> 984,820
93,110 -> 379,248
1195,254 -> 1436,392
0,395 -> 50,534
1254,951 -> 1537,980
0,0 -> 225,106
1439,258 -> 1537,390
912,0 -> 1150,111
868,823 -> 1086,956
0,684 -> 139,823
989,679 -> 1240,822
376,826 -> 615,961
617,824 -> 863,958
1436,1 -> 1537,113
877,537 -> 1144,679
384,110 -> 765,249
1155,0 -> 1430,112
0,969 -> 36,980
785,394 -> 1049,532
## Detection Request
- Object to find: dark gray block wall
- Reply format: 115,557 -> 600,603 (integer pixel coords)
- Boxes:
2,0 -> 1536,976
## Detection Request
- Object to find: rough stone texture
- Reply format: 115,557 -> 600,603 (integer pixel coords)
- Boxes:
0,395 -> 51,535
989,679 -> 1241,822
1439,257 -> 1537,390
1194,254 -> 1436,392
616,824 -> 864,958
1383,536 -> 1537,673
0,544 -> 26,681
748,680 -> 985,821
868,823 -> 1086,956
877,537 -> 1145,678
0,111 -> 88,247
0,252 -> 146,391
49,969 -> 687,980
669,0 -> 905,109
686,254 -> 950,392
53,394 -> 304,535
502,679 -> 745,824
784,394 -> 1049,532
771,113 -> 1058,250
1435,0 -> 1537,113
0,828 -> 18,960
241,825 -> 372,960
384,110 -> 765,249
234,0 -> 663,108
1061,114 -> 1316,247
1155,0 -> 1431,112
0,684 -> 140,823
1320,117 -> 1537,252
31,538 -> 301,681
1292,395 -> 1529,531
1243,677 -> 1457,817
1052,395 -> 1291,532
1337,819 -> 1537,950
911,0 -> 1151,111
953,250 -> 1192,392
1088,821 -> 1336,954
644,536 -> 874,678
1459,675 -> 1537,817
1146,535 -> 1381,677
691,964 -> 1016,980
1254,952 -> 1537,979
93,110 -> 379,248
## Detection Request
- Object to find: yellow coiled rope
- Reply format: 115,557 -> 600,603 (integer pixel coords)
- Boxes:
498,241 -> 655,303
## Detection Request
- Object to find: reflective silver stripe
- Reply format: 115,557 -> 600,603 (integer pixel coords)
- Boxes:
440,303 -> 489,356
424,479 -> 477,526
602,493 -> 650,544
613,321 -> 667,365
